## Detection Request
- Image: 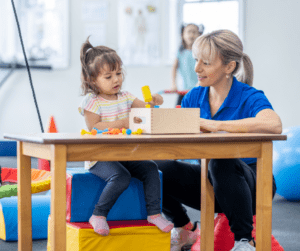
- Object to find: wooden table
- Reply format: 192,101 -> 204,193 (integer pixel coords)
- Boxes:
3,132 -> 287,251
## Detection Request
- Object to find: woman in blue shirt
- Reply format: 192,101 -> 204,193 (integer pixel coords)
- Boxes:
156,30 -> 282,251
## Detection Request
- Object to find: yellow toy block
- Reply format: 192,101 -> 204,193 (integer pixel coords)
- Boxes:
141,85 -> 152,103
47,220 -> 171,251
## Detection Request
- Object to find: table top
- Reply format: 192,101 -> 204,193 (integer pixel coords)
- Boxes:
3,132 -> 287,144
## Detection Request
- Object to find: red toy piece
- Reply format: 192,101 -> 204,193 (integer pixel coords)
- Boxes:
191,213 -> 284,251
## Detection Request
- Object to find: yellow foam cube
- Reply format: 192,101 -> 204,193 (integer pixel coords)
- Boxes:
47,220 -> 171,251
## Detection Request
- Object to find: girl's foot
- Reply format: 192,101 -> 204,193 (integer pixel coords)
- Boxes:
89,215 -> 109,236
147,214 -> 174,232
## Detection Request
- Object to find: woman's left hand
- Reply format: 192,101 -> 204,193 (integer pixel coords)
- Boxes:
199,118 -> 220,133
151,94 -> 164,106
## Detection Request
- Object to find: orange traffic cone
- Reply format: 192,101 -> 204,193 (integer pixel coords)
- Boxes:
38,116 -> 58,171
48,116 -> 58,133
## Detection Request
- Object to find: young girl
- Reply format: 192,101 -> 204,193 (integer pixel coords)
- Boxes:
171,23 -> 204,106
78,37 -> 173,236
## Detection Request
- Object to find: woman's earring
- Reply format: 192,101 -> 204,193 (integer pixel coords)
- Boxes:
226,74 -> 230,79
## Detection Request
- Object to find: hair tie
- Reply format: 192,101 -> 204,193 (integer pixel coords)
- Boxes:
86,47 -> 93,54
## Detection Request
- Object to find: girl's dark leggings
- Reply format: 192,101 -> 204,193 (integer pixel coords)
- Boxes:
155,159 -> 276,241
89,161 -> 161,217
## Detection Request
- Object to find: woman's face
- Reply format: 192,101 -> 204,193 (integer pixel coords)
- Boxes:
194,54 -> 229,88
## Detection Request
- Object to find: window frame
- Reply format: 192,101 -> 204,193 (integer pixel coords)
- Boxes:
165,0 -> 244,65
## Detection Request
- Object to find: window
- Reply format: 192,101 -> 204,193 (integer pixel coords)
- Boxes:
168,0 -> 243,63
0,0 -> 69,70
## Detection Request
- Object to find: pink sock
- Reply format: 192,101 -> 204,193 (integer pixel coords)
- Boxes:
89,215 -> 109,236
147,214 -> 174,233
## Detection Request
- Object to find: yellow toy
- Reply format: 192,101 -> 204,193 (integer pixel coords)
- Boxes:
132,128 -> 143,135
141,85 -> 152,103
81,129 -> 97,136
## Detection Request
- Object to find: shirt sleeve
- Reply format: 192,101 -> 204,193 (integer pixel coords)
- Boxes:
123,91 -> 136,106
247,90 -> 274,117
181,90 -> 192,108
78,94 -> 101,116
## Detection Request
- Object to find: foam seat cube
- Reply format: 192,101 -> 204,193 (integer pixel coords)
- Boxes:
66,168 -> 163,222
0,195 -> 50,241
129,108 -> 200,134
47,220 -> 171,251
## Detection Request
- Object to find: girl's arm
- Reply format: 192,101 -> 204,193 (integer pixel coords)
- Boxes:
84,110 -> 129,130
200,109 -> 282,134
131,94 -> 164,108
171,59 -> 179,91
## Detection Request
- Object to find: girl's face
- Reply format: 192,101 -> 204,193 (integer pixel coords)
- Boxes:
183,25 -> 200,48
94,64 -> 123,97
194,54 -> 229,88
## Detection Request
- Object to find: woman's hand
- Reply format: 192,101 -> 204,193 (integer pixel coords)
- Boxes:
199,118 -> 220,133
151,94 -> 164,106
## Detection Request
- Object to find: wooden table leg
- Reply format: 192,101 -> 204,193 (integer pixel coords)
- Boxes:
50,145 -> 67,251
200,159 -> 215,251
256,142 -> 273,251
17,141 -> 32,251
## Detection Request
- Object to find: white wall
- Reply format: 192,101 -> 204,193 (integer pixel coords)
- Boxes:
243,0 -> 300,129
1,0 -> 300,139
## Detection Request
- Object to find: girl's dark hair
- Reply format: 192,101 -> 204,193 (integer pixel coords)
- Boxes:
80,36 -> 124,95
179,23 -> 204,52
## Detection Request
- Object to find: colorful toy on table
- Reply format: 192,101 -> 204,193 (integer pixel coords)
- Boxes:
93,128 -> 109,134
81,129 -> 97,136
132,128 -> 143,135
103,128 -> 121,135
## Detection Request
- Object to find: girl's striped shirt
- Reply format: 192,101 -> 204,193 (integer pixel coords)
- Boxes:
78,91 -> 136,169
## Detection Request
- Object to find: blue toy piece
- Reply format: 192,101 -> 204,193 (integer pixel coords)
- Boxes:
93,128 -> 109,134
154,105 -> 160,108
273,126 -> 300,201
0,195 -> 50,241
126,129 -> 132,135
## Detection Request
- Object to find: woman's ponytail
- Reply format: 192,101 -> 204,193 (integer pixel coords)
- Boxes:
235,53 -> 254,86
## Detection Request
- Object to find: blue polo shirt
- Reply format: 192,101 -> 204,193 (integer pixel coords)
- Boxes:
181,77 -> 273,164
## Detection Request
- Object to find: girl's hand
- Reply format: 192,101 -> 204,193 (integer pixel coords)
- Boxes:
199,118 -> 220,133
151,94 -> 164,106
122,117 -> 129,129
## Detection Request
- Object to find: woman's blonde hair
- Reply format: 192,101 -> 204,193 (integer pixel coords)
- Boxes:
80,36 -> 124,95
192,29 -> 253,86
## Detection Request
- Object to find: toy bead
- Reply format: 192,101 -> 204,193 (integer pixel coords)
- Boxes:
154,105 -> 159,108
136,128 -> 143,134
81,129 -> 97,135
145,104 -> 151,108
126,129 -> 132,135
122,129 -> 126,135
176,105 -> 181,108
